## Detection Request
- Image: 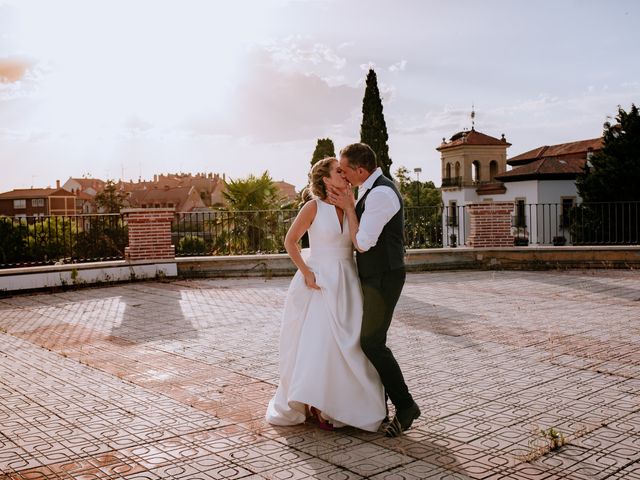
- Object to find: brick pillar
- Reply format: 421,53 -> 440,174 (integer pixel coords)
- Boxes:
467,202 -> 515,248
122,208 -> 175,261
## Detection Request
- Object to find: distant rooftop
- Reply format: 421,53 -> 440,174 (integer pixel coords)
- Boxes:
437,129 -> 511,151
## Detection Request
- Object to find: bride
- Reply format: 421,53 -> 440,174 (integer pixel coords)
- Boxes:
265,157 -> 386,432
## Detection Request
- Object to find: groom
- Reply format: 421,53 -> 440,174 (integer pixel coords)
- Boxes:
328,142 -> 420,437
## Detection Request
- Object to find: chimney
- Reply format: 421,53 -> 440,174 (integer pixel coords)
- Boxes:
56,179 -> 60,189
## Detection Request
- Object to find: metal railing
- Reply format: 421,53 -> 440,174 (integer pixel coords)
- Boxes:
0,214 -> 127,269
173,206 -> 448,256
2,202 -> 637,269
511,202 -> 640,246
441,177 -> 462,188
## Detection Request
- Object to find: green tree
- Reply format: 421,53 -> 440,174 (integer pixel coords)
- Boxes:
95,180 -> 129,213
360,69 -> 392,178
395,166 -> 441,207
222,171 -> 283,210
573,104 -> 640,244
577,103 -> 640,202
311,138 -> 336,165
219,171 -> 285,253
395,166 -> 443,247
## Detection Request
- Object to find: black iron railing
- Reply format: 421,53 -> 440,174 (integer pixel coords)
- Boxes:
441,177 -> 462,188
173,210 -> 299,256
2,202 -> 637,268
0,214 -> 127,269
510,202 -> 640,246
173,206 -> 448,256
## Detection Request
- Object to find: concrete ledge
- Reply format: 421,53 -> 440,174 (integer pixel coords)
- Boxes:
2,246 -> 638,292
406,246 -> 640,271
0,260 -> 177,292
177,254 -> 294,278
176,246 -> 640,278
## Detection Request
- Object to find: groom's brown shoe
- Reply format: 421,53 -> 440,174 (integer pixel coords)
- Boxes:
383,402 -> 420,437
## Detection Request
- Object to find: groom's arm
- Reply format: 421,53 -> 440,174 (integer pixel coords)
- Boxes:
355,187 -> 400,252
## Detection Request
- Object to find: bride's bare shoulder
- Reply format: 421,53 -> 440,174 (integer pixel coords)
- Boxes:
297,198 -> 318,222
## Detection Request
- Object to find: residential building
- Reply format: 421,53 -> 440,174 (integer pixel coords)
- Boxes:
62,178 -> 106,197
0,180 -> 82,218
438,127 -> 603,246
274,180 -> 298,203
0,188 -> 55,218
127,186 -> 206,213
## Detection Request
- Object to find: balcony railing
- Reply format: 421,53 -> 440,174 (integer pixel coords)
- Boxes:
441,177 -> 462,188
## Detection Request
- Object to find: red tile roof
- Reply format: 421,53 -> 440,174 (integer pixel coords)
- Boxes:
69,178 -> 106,188
437,129 -> 511,151
0,188 -> 56,199
128,186 -> 205,211
496,157 -> 586,182
508,137 -> 602,166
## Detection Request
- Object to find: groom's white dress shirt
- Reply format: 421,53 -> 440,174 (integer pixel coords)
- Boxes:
355,167 -> 401,252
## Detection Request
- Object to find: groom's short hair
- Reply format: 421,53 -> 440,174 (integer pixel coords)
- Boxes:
340,143 -> 377,172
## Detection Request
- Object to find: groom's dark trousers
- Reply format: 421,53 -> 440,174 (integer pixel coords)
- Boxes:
360,268 -> 413,410
355,173 -> 414,412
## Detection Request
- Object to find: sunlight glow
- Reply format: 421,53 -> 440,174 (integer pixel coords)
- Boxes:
10,0 -> 265,132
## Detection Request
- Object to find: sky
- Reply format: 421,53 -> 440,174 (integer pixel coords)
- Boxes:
0,0 -> 639,193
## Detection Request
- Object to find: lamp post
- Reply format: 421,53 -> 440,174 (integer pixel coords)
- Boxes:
413,167 -> 422,206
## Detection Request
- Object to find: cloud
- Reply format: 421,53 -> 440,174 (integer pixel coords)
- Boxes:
389,60 -> 407,72
264,36 -> 346,71
182,47 -> 361,142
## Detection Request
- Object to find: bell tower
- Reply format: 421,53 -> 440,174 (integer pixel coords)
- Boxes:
437,112 -> 510,190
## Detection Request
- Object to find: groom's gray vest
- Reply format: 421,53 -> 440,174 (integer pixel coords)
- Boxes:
355,174 -> 405,278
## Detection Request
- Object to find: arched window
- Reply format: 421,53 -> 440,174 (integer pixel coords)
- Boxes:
445,163 -> 452,179
489,161 -> 498,182
454,162 -> 460,178
472,161 -> 481,183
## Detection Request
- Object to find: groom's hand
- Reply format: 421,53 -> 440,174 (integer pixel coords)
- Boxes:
327,185 -> 355,211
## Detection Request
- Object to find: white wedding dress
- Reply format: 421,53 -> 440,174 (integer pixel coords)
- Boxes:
266,199 -> 386,432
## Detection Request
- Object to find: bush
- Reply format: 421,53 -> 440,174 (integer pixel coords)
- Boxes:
177,236 -> 209,255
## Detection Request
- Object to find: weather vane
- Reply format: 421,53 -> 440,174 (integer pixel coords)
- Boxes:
471,103 -> 475,131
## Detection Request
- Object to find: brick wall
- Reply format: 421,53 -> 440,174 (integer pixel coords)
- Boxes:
122,208 -> 175,261
467,202 -> 515,248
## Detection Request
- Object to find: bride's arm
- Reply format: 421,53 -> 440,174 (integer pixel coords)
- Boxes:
284,200 -> 320,290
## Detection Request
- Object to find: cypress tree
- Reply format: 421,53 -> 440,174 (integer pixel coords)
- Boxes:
360,69 -> 392,178
310,138 -> 336,165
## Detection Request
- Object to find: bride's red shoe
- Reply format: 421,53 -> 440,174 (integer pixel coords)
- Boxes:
308,406 -> 334,431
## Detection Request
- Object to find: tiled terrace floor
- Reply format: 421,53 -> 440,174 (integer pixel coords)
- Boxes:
1,270 -> 639,479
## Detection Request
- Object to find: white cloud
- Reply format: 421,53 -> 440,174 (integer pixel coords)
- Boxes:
389,60 -> 407,72
181,47 -> 361,142
264,36 -> 347,72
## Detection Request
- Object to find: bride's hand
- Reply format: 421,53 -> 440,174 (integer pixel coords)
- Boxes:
303,270 -> 321,290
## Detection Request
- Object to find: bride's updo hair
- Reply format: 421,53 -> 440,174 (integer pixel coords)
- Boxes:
308,157 -> 336,200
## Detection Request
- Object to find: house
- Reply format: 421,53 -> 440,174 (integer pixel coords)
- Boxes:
274,180 -> 298,203
438,126 -> 603,246
0,188 -> 55,218
0,180 -> 82,218
62,178 -> 106,197
127,186 -> 206,213
118,172 -> 223,207
48,188 -> 81,216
